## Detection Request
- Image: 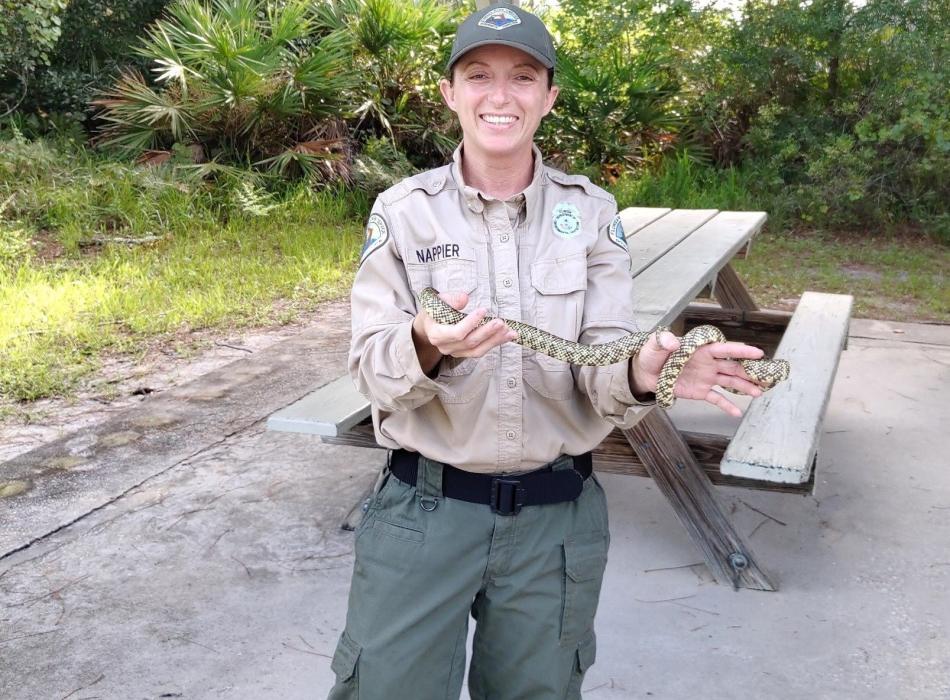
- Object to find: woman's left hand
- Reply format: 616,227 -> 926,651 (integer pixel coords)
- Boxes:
632,331 -> 767,417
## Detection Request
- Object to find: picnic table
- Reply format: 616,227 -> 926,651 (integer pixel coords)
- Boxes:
267,208 -> 852,591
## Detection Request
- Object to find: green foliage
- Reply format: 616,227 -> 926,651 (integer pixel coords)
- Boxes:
540,51 -> 682,181
311,0 -> 461,166
13,0 -> 172,124
0,0 -> 69,113
93,0 -> 355,182
352,136 -> 418,196
690,0 -> 948,233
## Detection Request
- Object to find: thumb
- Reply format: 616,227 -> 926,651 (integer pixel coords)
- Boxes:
439,291 -> 469,311
655,330 -> 680,353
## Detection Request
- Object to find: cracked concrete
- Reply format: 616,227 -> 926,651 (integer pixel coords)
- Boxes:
1,314 -> 948,699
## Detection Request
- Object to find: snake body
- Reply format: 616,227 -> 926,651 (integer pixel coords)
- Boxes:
418,287 -> 790,409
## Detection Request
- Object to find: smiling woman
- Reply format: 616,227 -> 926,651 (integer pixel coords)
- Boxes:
439,44 -> 558,190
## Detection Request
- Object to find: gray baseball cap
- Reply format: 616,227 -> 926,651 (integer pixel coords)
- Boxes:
446,3 -> 555,74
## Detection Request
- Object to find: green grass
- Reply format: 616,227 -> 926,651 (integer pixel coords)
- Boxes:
611,153 -> 949,322
0,137 -> 366,402
611,153 -> 795,232
734,230 -> 950,322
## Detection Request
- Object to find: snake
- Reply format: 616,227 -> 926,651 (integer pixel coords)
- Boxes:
418,287 -> 790,409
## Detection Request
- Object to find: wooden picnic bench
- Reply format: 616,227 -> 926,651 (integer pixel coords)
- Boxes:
267,208 -> 853,591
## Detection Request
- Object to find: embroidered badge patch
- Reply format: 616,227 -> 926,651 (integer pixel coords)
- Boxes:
552,202 -> 582,238
478,7 -> 521,30
359,213 -> 388,266
608,214 -> 628,251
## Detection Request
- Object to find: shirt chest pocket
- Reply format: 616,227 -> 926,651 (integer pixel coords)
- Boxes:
406,257 -> 478,309
529,252 -> 588,368
406,256 -> 495,386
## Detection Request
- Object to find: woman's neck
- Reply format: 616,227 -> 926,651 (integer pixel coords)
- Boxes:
460,144 -> 535,200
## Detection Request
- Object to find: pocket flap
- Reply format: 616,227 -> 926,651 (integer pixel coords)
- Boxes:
407,257 -> 477,296
564,533 -> 608,582
576,630 -> 597,672
330,631 -> 361,681
530,253 -> 588,295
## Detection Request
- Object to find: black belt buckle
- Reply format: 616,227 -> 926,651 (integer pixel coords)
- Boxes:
490,478 -> 526,516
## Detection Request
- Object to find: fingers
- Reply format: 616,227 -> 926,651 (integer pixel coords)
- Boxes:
716,373 -> 763,397
452,318 -> 516,357
707,341 -> 764,360
426,309 -> 515,358
705,388 -> 743,417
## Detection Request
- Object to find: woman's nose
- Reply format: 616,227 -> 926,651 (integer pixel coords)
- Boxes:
488,79 -> 510,105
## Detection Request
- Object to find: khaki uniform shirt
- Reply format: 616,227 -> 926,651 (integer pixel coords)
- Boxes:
349,145 -> 652,474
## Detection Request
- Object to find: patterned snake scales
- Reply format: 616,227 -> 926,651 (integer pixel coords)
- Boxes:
419,287 -> 791,409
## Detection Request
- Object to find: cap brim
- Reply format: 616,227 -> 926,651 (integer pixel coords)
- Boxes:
447,40 -> 555,73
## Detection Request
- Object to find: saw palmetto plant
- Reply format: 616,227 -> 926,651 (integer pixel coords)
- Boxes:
540,49 -> 685,182
93,0 -> 355,182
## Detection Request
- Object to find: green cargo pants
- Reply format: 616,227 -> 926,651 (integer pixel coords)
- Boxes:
327,454 -> 610,700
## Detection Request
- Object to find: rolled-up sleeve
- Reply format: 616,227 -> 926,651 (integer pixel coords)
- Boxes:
574,200 -> 656,427
348,201 -> 443,413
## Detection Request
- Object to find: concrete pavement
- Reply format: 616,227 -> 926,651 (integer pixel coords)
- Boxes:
1,310 -> 948,699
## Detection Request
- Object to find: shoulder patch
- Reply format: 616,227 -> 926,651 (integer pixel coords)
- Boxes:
608,214 -> 628,251
359,213 -> 389,266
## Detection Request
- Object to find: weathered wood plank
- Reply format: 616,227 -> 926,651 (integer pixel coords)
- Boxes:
713,262 -> 759,311
623,409 -> 776,591
625,209 -> 719,278
322,421 -> 814,495
721,292 -> 853,484
679,302 -> 793,358
630,211 -> 767,330
617,207 -> 671,239
265,374 -> 369,437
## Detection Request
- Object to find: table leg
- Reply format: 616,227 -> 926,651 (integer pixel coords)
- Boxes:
622,408 -> 776,591
714,262 -> 759,311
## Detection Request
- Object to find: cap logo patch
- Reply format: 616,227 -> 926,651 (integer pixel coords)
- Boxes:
478,7 -> 521,30
552,202 -> 582,238
359,213 -> 389,266
608,214 -> 628,251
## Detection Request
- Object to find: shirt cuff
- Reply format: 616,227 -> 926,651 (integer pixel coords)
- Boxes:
392,321 -> 443,392
611,359 -> 657,407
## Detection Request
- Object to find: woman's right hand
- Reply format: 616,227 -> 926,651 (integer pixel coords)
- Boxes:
411,291 -> 517,372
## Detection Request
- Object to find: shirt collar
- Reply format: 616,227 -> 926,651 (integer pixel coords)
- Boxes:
450,144 -> 544,223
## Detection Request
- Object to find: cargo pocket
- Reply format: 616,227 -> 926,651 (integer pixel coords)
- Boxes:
564,630 -> 597,700
328,630 -> 361,698
560,531 -> 608,645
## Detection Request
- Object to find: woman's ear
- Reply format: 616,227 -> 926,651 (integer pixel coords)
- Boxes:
542,84 -> 559,117
439,77 -> 457,112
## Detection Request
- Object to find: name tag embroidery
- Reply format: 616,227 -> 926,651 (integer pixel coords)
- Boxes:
415,243 -> 461,263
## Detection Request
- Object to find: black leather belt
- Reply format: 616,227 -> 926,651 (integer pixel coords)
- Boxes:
389,449 -> 593,516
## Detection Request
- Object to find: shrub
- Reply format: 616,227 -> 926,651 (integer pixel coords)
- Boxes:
0,0 -> 69,115
93,0 -> 356,182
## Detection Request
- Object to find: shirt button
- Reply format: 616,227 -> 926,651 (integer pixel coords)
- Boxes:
503,278 -> 512,288
506,430 -> 516,440
500,233 -> 510,243
506,378 -> 517,388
